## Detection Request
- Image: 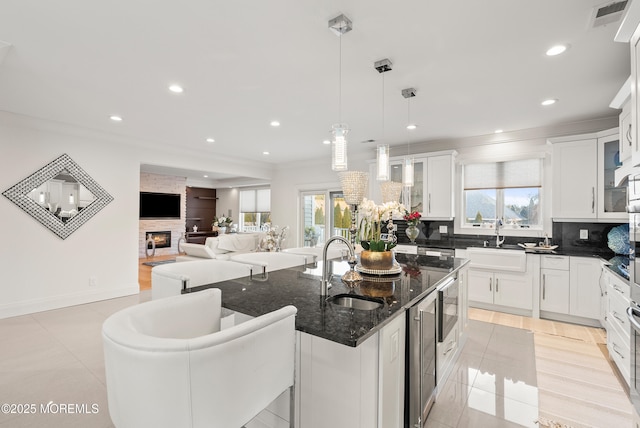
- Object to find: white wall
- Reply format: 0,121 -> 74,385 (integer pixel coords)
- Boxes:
215,188 -> 239,222
0,112 -> 273,319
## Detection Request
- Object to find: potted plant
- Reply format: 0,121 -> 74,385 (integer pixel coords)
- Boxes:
213,215 -> 233,233
358,198 -> 406,270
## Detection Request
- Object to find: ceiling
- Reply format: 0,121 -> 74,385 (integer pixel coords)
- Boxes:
0,0 -> 632,184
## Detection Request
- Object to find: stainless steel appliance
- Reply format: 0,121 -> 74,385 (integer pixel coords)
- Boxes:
437,275 -> 459,342
627,173 -> 640,412
406,288 -> 437,428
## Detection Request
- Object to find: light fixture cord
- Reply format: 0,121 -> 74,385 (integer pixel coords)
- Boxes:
407,97 -> 411,155
338,28 -> 342,124
382,72 -> 385,140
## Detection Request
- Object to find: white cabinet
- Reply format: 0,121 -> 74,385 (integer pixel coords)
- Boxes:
550,129 -> 627,221
597,129 -> 628,220
632,24 -> 640,167
550,138 -> 598,220
467,269 -> 532,311
602,267 -> 631,385
540,255 -> 570,314
569,257 -> 604,320
368,151 -> 455,219
620,100 -> 633,163
424,154 -> 454,219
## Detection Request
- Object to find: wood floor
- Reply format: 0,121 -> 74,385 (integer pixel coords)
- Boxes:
138,253 -> 177,291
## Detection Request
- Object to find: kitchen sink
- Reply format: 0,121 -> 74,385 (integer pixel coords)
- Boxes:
327,294 -> 384,310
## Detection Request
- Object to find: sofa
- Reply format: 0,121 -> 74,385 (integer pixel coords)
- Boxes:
151,259 -> 253,300
177,233 -> 262,262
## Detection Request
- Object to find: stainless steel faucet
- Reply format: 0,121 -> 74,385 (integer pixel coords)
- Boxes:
495,218 -> 504,247
321,235 -> 360,297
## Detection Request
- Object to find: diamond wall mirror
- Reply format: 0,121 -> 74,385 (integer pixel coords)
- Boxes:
2,153 -> 113,239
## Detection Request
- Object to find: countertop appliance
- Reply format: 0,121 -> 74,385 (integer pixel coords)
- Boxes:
406,287 -> 438,428
627,173 -> 640,412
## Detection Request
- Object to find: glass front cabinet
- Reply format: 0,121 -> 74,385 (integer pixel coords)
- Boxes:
369,150 -> 456,220
598,128 -> 627,220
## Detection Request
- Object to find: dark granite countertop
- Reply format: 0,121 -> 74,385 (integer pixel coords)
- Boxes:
193,253 -> 468,347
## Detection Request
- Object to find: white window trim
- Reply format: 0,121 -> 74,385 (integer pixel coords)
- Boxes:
454,155 -> 552,238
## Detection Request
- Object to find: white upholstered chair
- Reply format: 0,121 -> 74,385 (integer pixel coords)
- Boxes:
102,289 -> 297,428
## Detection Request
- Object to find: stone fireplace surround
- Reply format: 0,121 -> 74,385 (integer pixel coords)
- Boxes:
138,172 -> 186,258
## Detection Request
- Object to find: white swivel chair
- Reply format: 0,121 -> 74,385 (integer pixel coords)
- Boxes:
102,289 -> 297,428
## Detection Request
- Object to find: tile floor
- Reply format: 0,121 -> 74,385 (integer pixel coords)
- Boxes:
0,294 -> 636,427
426,309 -> 635,428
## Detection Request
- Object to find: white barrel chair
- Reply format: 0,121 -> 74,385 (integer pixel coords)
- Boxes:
102,289 -> 297,428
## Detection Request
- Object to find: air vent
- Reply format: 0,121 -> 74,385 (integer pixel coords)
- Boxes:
590,1 -> 628,28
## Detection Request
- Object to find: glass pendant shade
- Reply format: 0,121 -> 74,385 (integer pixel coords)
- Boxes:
403,157 -> 414,187
331,124 -> 349,171
338,171 -> 369,205
376,145 -> 390,181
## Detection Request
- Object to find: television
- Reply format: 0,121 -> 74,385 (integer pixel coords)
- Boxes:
139,192 -> 181,219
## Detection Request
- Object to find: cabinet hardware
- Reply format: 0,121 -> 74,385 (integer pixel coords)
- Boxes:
591,187 -> 595,213
489,278 -> 492,292
612,311 -> 625,324
613,285 -> 624,294
628,123 -> 633,147
496,278 -> 499,292
612,343 -> 624,359
542,275 -> 546,300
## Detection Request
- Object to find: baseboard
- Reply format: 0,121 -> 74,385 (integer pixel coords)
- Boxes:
0,284 -> 140,319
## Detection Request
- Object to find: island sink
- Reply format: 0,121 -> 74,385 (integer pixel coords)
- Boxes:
327,294 -> 384,310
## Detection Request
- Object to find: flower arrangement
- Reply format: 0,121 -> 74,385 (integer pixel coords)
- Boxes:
358,198 -> 406,252
403,210 -> 422,226
213,215 -> 232,227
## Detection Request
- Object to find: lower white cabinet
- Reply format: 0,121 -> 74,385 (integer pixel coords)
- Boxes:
538,255 -> 604,326
540,268 -> 570,313
603,268 -> 631,386
467,269 -> 532,311
569,257 -> 604,320
436,324 -> 459,386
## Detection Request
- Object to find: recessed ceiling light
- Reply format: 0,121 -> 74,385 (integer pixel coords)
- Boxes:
546,45 -> 567,56
206,138 -> 215,143
263,151 -> 270,155
169,84 -> 184,93
109,115 -> 123,122
541,99 -> 558,106
270,121 -> 280,127
495,129 -> 503,134
322,140 -> 331,145
203,175 -> 208,178
407,124 -> 417,130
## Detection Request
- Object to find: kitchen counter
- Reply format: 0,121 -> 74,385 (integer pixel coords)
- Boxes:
193,253 -> 468,347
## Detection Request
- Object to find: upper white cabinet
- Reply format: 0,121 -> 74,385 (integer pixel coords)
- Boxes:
597,130 -> 628,219
424,155 -> 454,219
549,128 -> 627,221
550,137 -> 598,220
369,150 -> 456,220
620,100 -> 633,163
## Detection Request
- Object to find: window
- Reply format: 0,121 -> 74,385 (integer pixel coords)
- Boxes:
300,190 -> 348,247
239,188 -> 271,232
463,158 -> 542,228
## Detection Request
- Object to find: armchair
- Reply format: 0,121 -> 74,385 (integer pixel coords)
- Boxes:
102,289 -> 297,428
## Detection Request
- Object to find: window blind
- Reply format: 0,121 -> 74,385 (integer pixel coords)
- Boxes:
464,158 -> 542,190
240,188 -> 271,212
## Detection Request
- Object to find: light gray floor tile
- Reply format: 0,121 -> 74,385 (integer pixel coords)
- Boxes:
429,380 -> 470,427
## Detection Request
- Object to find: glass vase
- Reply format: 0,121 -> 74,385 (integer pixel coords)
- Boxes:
406,224 -> 420,243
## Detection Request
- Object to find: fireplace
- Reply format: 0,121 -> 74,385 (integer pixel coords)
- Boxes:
146,231 -> 171,249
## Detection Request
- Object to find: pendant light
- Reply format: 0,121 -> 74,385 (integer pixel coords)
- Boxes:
375,59 -> 392,181
328,14 -> 352,171
402,88 -> 417,187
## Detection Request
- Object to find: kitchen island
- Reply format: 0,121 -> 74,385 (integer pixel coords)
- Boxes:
193,252 -> 469,428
